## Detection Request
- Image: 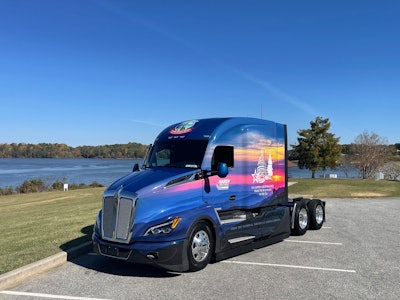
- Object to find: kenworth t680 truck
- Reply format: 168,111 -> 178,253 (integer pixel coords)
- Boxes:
92,118 -> 325,271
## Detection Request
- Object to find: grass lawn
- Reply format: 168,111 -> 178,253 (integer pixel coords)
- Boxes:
289,178 -> 400,198
0,188 -> 103,275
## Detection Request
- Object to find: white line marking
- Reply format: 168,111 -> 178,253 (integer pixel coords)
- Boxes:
284,240 -> 343,245
0,291 -> 111,300
322,226 -> 332,229
222,260 -> 356,273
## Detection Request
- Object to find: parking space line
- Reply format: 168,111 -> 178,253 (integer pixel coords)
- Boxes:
0,291 -> 111,300
222,260 -> 356,273
284,240 -> 343,245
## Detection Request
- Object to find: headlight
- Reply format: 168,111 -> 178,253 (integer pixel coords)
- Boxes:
144,217 -> 181,236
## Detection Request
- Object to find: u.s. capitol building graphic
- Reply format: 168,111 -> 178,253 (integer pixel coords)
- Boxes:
252,151 -> 273,183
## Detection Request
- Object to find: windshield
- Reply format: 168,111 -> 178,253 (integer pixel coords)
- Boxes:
144,140 -> 208,169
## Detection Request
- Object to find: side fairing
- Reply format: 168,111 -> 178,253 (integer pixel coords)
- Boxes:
202,120 -> 288,244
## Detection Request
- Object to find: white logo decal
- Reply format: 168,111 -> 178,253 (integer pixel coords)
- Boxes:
216,179 -> 230,190
252,152 -> 273,183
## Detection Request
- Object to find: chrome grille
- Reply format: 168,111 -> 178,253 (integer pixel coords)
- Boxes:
102,190 -> 137,243
116,197 -> 133,240
102,196 -> 117,239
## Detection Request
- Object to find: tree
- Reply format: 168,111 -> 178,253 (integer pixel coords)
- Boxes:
338,154 -> 354,178
350,131 -> 393,179
292,117 -> 341,178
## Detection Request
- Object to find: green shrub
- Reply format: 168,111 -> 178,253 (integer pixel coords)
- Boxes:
16,179 -> 46,193
68,183 -> 80,190
51,179 -> 64,191
89,181 -> 104,188
2,178 -> 104,197
0,186 -> 13,196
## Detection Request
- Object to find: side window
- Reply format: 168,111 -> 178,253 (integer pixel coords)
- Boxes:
211,146 -> 234,171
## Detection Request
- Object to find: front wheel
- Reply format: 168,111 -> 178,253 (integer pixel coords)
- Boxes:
187,221 -> 214,272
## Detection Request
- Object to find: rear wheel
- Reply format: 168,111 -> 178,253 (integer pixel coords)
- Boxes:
291,200 -> 309,236
308,199 -> 325,230
187,221 -> 214,271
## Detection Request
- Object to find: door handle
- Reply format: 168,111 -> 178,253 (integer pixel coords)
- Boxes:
229,195 -> 236,201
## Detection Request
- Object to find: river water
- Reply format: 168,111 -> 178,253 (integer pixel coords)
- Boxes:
0,158 -> 360,189
288,165 -> 360,179
0,158 -> 142,188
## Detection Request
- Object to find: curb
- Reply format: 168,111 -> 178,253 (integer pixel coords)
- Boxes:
0,241 -> 92,291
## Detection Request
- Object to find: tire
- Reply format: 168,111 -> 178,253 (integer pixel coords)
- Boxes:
308,200 -> 325,230
291,200 -> 309,236
187,221 -> 214,272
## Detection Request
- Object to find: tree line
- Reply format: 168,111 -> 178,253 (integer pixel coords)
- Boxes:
290,116 -> 400,179
0,142 -> 148,159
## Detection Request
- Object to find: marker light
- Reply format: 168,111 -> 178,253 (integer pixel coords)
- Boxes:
171,217 -> 181,229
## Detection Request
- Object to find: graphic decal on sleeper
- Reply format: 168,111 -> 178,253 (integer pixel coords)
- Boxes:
252,151 -> 273,183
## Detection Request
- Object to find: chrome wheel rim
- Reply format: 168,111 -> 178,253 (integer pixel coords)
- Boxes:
191,230 -> 210,262
315,205 -> 324,224
299,208 -> 308,230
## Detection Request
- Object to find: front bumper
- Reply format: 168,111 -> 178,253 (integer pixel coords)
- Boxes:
92,233 -> 189,272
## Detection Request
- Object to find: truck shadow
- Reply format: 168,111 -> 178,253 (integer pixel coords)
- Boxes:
74,254 -> 180,278
60,225 -> 180,278
59,225 -> 93,252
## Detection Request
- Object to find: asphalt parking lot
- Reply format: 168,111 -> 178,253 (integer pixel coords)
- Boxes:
1,198 -> 399,300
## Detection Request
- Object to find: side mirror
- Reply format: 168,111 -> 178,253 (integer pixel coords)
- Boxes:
217,162 -> 228,178
132,163 -> 140,172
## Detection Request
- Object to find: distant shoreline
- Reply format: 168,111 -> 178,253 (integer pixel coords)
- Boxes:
0,142 -> 148,159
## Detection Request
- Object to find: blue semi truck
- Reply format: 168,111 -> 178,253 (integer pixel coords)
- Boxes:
92,118 -> 325,272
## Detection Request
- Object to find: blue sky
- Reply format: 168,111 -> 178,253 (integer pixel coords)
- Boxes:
1,0 -> 399,147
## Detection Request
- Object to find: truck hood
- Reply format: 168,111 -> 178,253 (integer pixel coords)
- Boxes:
105,167 -> 198,194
